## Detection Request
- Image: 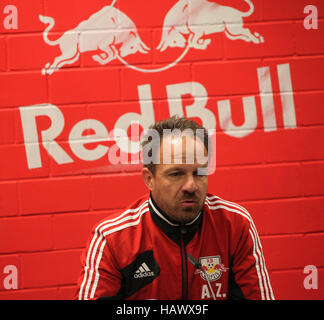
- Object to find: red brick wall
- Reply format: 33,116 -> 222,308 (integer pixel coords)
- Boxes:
0,0 -> 323,299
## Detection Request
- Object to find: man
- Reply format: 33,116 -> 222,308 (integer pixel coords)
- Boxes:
75,116 -> 274,300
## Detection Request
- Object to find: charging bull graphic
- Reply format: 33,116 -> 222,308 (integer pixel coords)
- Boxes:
196,256 -> 228,281
157,0 -> 264,52
39,2 -> 150,75
40,0 -> 264,74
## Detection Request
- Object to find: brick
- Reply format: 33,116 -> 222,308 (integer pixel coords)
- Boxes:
43,0 -> 109,32
261,234 -> 300,269
0,72 -> 47,108
0,144 -> 50,180
207,167 -> 233,200
0,218 -> 22,254
224,22 -> 295,59
290,57 -> 324,92
48,67 -> 120,105
0,37 -> 7,71
263,130 -> 304,164
216,130 -> 267,167
119,0 -> 187,29
300,162 -> 324,196
247,57 -> 324,95
20,249 -> 82,288
118,0 -> 163,29
52,211 -> 108,249
0,0 -> 44,34
0,181 -> 18,217
192,60 -> 262,97
270,268 -> 324,300
19,177 -> 91,215
91,173 -> 148,210
0,287 -> 58,300
121,62 -> 191,101
8,33 -> 60,71
303,233 -> 324,267
296,127 -> 324,161
261,0 -> 324,21
294,92 -> 324,127
238,0 -> 263,22
0,255 -> 20,291
209,163 -> 303,202
0,108 -> 17,145
261,233 -> 324,270
295,21 -> 324,55
0,215 -> 52,253
243,197 -> 324,235
87,101 -> 145,130
263,127 -> 324,163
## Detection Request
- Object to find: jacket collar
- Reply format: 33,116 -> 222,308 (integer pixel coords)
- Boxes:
148,194 -> 203,246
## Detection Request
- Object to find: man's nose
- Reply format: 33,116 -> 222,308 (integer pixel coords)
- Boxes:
182,175 -> 199,193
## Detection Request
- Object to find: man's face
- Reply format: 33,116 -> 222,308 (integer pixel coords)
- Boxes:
142,134 -> 208,223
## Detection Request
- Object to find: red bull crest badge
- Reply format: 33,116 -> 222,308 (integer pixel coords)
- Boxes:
196,256 -> 228,282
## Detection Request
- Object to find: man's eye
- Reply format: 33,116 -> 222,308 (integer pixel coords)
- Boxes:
170,172 -> 182,177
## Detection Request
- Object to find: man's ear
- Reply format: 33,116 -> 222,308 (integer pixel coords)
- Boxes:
142,167 -> 154,191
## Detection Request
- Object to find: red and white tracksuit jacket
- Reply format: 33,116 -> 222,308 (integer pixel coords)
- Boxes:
75,193 -> 274,300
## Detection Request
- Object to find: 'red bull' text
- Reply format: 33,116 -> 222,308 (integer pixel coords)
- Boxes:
19,63 -> 296,170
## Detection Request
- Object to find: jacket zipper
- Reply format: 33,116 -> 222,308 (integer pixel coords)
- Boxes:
180,226 -> 188,300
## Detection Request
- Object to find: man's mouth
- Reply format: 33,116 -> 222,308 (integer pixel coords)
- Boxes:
181,199 -> 197,207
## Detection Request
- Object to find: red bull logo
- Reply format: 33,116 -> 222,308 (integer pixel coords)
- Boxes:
17,0 -> 297,173
39,0 -> 264,75
196,256 -> 228,281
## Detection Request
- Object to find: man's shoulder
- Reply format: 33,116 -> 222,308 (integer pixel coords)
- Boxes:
91,193 -> 151,238
204,193 -> 253,225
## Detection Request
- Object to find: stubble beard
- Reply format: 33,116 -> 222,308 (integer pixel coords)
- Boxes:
173,201 -> 204,224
